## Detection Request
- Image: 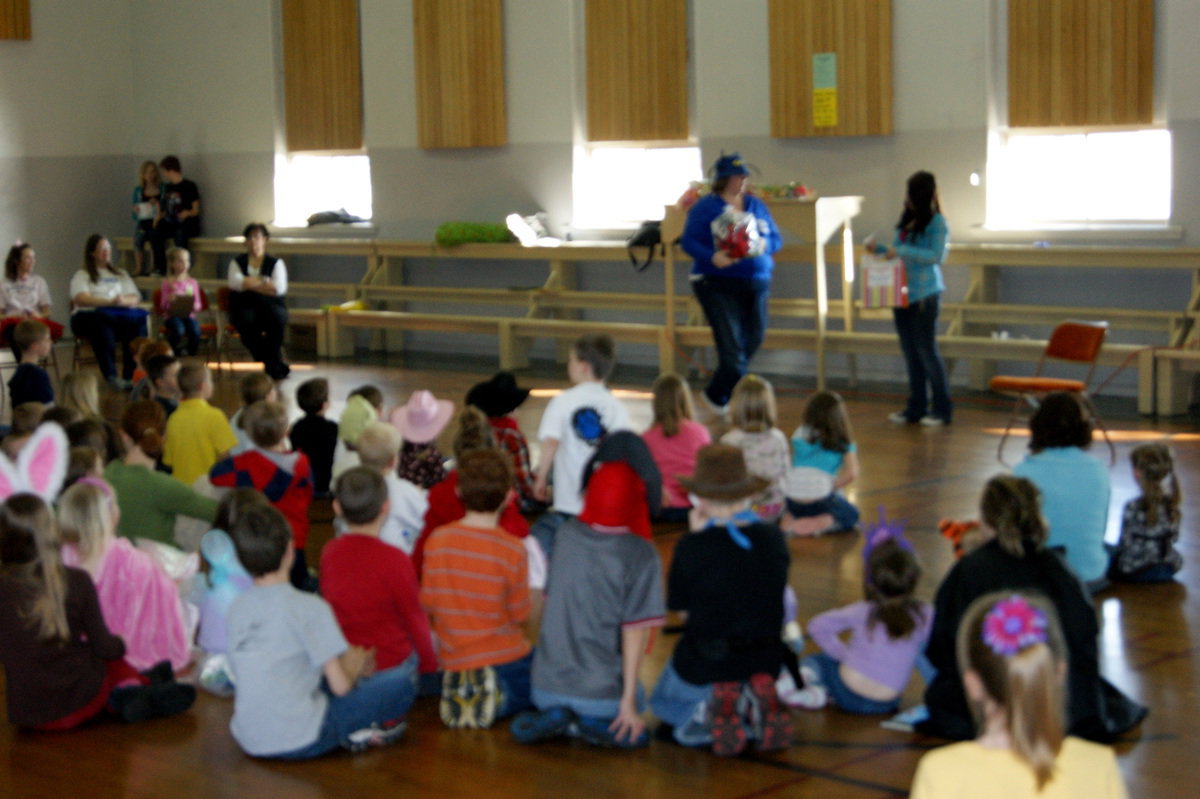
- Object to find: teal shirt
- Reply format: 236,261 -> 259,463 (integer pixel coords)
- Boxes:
876,213 -> 948,303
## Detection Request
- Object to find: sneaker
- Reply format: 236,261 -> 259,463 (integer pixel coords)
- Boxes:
887,411 -> 915,424
701,391 -> 729,419
568,715 -> 649,748
510,706 -> 576,744
110,681 -> 196,723
746,673 -> 795,752
919,415 -> 947,427
440,666 -> 501,729
777,679 -> 828,710
106,377 -> 132,392
709,681 -> 748,757
346,719 -> 407,752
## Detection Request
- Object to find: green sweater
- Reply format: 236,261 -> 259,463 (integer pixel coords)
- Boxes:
104,459 -> 219,547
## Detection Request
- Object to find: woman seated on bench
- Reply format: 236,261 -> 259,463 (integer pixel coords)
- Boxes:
227,223 -> 289,380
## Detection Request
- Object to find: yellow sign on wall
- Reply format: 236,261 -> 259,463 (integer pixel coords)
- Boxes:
813,52 -> 838,127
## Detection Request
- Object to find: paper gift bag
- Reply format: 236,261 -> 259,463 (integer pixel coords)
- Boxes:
861,253 -> 908,309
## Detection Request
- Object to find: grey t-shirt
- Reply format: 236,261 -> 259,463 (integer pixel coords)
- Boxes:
227,582 -> 347,756
532,519 -> 665,700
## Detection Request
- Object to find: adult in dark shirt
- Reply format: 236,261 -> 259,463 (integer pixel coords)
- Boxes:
150,155 -> 201,275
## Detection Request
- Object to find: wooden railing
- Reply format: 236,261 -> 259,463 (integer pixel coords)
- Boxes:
115,235 -> 1200,414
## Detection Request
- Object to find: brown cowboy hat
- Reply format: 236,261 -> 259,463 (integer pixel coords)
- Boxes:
677,444 -> 770,502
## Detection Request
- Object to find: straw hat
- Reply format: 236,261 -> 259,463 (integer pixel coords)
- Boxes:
677,444 -> 769,502
390,390 -> 454,444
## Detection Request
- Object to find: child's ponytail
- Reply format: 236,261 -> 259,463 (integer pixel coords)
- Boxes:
957,592 -> 1066,790
801,390 -> 852,453
981,475 -> 1047,558
1130,443 -> 1180,528
866,539 -> 924,640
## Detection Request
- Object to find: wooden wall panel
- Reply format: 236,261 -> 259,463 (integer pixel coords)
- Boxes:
282,0 -> 364,152
413,0 -> 507,149
1008,0 -> 1153,128
586,0 -> 689,142
769,0 -> 892,138
0,0 -> 31,40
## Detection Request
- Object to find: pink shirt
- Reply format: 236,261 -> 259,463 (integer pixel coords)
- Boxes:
158,276 -> 202,318
642,419 -> 712,508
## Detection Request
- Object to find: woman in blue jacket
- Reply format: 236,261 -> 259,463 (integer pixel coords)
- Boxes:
681,153 -> 782,414
876,171 -> 952,426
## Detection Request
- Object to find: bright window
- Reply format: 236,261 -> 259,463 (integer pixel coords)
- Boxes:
273,154 -> 373,228
572,145 -> 702,230
986,129 -> 1171,229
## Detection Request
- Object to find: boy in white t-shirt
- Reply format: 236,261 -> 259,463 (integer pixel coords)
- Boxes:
531,333 -> 630,559
334,422 -> 428,554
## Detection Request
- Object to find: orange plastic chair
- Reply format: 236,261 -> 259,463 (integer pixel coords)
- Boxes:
988,320 -> 1114,463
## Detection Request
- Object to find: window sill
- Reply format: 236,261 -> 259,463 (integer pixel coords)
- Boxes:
965,223 -> 1183,243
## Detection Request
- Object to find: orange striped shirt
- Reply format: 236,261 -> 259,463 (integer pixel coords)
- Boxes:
419,523 -> 531,671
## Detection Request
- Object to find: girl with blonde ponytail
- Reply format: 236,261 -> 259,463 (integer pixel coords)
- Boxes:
912,592 -> 1128,798
921,476 -> 1147,745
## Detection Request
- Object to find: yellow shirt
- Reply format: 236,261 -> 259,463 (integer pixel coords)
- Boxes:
163,398 -> 239,486
911,737 -> 1127,799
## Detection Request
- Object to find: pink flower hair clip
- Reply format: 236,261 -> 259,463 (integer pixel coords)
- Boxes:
983,595 -> 1048,656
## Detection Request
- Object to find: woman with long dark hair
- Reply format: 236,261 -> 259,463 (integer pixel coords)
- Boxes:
875,171 -> 952,426
69,235 -> 146,390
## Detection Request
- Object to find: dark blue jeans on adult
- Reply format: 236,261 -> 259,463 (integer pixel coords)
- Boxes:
70,309 -> 147,380
164,315 -> 201,356
891,294 -> 952,422
273,655 -> 418,760
692,275 -> 771,407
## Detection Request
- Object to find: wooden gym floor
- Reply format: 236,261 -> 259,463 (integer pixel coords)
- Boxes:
2,353 -> 1197,799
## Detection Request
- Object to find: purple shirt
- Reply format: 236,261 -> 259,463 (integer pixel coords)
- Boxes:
808,600 -> 934,693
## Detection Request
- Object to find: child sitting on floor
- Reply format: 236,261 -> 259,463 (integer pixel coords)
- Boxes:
791,539 -> 932,714
910,592 -> 1127,798
513,450 -> 665,747
230,370 -> 277,454
466,371 -> 540,511
321,467 -> 437,701
1108,442 -> 1183,583
422,450 -> 535,729
642,373 -> 711,524
163,361 -> 237,486
289,377 -> 339,497
336,422 -> 427,555
782,390 -> 860,536
58,479 -> 194,673
650,444 -> 793,756
210,400 -> 313,591
8,319 -> 54,408
226,503 -> 412,758
720,375 -> 788,522
393,389 -> 454,489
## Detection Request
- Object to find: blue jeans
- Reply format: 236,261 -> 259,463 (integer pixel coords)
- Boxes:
532,682 -> 646,722
529,511 -> 572,565
692,275 -> 771,407
785,492 -> 860,530
649,659 -> 710,730
892,294 -> 952,422
70,309 -> 147,380
494,652 -> 535,718
804,652 -> 898,715
164,315 -> 200,356
272,655 -> 418,760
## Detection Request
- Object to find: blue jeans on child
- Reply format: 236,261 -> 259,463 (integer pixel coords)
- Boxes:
804,652 -> 898,715
494,653 -> 535,718
532,681 -> 646,733
529,512 -> 572,564
273,654 -> 418,760
785,493 -> 860,531
164,315 -> 201,356
649,659 -> 713,746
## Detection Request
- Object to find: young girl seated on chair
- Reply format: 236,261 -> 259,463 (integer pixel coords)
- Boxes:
158,247 -> 202,356
910,592 -> 1127,798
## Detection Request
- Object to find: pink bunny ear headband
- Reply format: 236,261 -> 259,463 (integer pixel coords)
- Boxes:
0,424 -> 69,503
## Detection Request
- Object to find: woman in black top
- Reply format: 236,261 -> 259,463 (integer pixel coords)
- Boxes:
226,222 -> 290,379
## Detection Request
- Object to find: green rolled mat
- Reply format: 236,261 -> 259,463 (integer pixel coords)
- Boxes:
435,222 -> 515,247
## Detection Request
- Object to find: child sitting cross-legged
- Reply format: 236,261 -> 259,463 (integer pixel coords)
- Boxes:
650,444 -> 794,756
788,538 -> 932,713
289,377 -> 339,498
209,400 -> 314,591
421,449 -> 534,729
163,360 -> 237,486
512,438 -> 666,748
335,422 -> 428,555
320,467 -> 438,702
226,503 -> 412,758
782,390 -> 860,536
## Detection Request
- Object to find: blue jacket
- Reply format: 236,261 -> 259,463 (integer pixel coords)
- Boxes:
681,193 -> 782,282
874,213 -> 948,302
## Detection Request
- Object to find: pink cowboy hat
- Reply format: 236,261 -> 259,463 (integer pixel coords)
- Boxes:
389,390 -> 455,444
